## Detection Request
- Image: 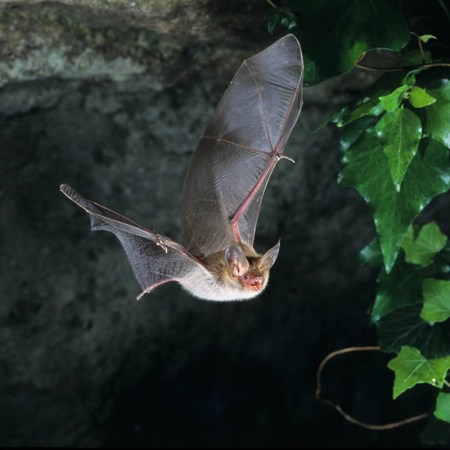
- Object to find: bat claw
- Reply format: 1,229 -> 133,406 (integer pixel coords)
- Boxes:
271,151 -> 295,164
280,154 -> 295,164
155,234 -> 168,253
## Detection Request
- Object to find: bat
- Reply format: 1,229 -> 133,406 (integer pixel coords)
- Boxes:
60,34 -> 303,301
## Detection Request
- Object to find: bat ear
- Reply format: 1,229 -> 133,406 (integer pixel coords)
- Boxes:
260,240 -> 280,271
225,243 -> 250,277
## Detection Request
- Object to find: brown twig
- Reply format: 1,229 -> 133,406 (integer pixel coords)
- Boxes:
265,0 -> 278,9
316,346 -> 429,431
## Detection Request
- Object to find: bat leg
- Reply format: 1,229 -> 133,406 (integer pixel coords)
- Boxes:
136,278 -> 176,300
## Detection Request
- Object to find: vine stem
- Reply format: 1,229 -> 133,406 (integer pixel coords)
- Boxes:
437,0 -> 450,22
316,346 -> 429,431
266,0 -> 278,9
356,61 -> 450,72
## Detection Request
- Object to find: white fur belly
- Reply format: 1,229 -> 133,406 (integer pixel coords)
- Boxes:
180,267 -> 263,301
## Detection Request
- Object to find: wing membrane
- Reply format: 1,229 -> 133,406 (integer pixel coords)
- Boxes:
60,184 -> 208,298
182,34 -> 303,256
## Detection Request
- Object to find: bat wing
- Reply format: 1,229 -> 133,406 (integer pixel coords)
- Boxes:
181,34 -> 303,257
60,184 -> 210,299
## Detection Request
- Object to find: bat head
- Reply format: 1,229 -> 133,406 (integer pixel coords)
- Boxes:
225,241 -> 280,292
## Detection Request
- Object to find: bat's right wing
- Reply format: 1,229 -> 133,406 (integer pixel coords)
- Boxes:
60,184 -> 210,299
181,34 -> 303,257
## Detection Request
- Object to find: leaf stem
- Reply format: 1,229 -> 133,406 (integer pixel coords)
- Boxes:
316,346 -> 429,431
412,32 -> 426,64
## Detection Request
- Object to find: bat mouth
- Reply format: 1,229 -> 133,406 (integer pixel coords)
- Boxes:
239,273 -> 264,291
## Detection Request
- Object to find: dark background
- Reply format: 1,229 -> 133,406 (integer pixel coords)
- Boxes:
0,1 -> 443,447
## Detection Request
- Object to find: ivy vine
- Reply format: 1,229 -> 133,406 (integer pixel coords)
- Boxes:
268,0 -> 450,444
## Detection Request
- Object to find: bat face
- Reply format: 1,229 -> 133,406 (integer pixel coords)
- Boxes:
60,34 -> 303,301
181,268 -> 267,301
178,241 -> 280,301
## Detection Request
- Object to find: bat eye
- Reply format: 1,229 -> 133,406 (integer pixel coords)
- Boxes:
242,275 -> 249,281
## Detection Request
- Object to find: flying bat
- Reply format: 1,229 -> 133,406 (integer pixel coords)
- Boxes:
60,34 -> 304,301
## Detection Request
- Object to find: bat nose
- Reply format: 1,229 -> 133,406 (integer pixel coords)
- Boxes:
252,276 -> 264,290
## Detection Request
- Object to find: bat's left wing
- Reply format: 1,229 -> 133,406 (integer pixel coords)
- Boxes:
60,184 -> 210,299
181,34 -> 303,257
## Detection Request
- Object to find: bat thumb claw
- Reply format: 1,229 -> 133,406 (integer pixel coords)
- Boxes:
280,154 -> 295,164
155,234 -> 168,253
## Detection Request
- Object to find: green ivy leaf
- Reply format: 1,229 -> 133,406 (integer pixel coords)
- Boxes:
403,71 -> 418,87
340,133 -> 450,272
435,392 -> 450,423
371,255 -> 424,322
332,97 -> 384,128
331,72 -> 404,128
267,9 -> 298,35
289,0 -> 410,84
402,222 -> 448,267
371,229 -> 449,323
339,115 -> 377,150
426,79 -> 450,148
377,303 -> 450,359
359,239 -> 383,267
419,34 -> 437,43
379,85 -> 408,112
409,86 -> 436,108
387,346 -> 450,399
375,108 -> 422,190
421,279 -> 450,323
